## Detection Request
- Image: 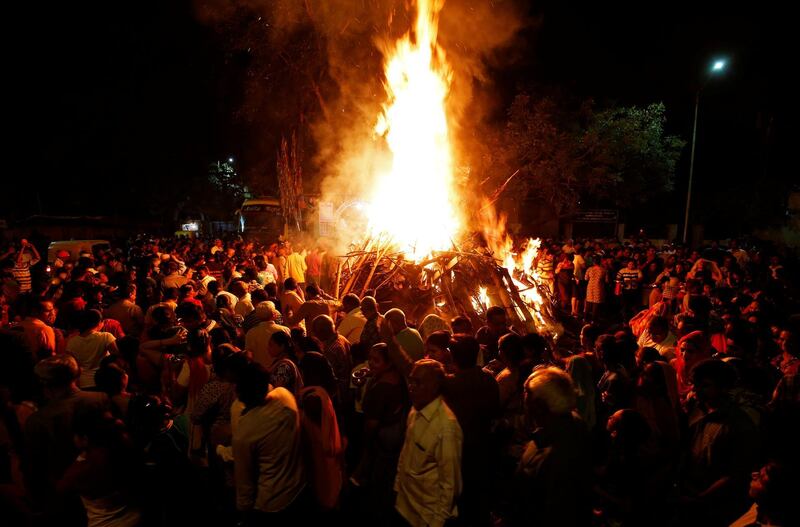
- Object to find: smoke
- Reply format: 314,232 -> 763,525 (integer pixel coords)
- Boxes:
194,0 -> 531,246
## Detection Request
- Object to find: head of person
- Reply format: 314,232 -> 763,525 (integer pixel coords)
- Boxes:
749,462 -> 793,524
167,261 -> 180,275
305,284 -> 321,299
647,316 -> 670,344
230,281 -> 247,299
268,330 -> 295,360
94,362 -> 128,396
163,287 -> 179,303
254,301 -> 277,323
486,306 -> 508,333
33,299 -> 57,325
450,315 -> 473,335
580,323 -> 601,350
524,367 -> 577,429
360,296 -> 379,320
449,334 -> 480,371
384,308 -> 408,334
236,362 -> 270,409
176,301 -> 206,330
691,359 -> 736,408
78,309 -> 104,334
499,333 -> 525,368
408,359 -> 446,411
284,277 -> 298,292
521,332 -> 549,365
250,288 -> 269,306
312,315 -> 336,341
425,331 -> 453,369
215,293 -> 232,310
368,343 -> 394,376
299,351 -> 337,395
331,291 -> 356,313
635,346 -> 661,367
35,354 -> 81,394
264,282 -> 278,298
196,265 -> 209,279
779,330 -> 799,358
208,280 -> 221,296
186,328 -> 212,361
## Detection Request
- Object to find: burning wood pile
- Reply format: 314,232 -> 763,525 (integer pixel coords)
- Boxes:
332,236 -> 562,336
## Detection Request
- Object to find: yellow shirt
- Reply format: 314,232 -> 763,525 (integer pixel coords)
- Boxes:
286,252 -> 307,284
395,397 -> 462,527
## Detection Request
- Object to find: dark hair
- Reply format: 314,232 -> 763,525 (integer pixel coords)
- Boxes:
521,332 -> 548,362
95,363 -> 126,395
306,284 -> 320,297
691,359 -> 736,390
270,331 -> 297,362
186,329 -> 211,358
215,294 -> 232,309
236,363 -> 271,408
486,306 -> 505,321
341,293 -> 360,312
449,334 -> 480,369
499,333 -> 525,366
211,344 -> 237,376
163,286 -> 179,301
297,336 -> 323,354
251,288 -> 269,304
299,352 -> 337,395
150,305 -> 174,327
264,282 -> 278,297
78,309 -> 103,333
637,347 -> 661,365
370,342 -> 391,363
426,330 -> 451,351
176,301 -> 204,322
450,315 -> 473,335
284,277 -> 297,290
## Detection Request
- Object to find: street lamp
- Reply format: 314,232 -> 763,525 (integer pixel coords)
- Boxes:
682,57 -> 729,244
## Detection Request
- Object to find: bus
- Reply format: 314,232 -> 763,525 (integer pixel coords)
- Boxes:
238,197 -> 285,242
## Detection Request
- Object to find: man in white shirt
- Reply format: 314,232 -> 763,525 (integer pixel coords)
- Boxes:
231,281 -> 254,317
635,316 -> 677,360
336,293 -> 366,344
395,359 -> 462,527
245,302 -> 290,369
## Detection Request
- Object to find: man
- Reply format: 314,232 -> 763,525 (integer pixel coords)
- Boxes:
305,245 -> 323,285
395,359 -> 462,527
443,334 -> 499,526
233,364 -> 306,522
280,278 -> 304,325
244,301 -> 290,370
286,244 -> 308,288
194,264 -> 216,297
312,315 -> 352,401
19,298 -> 58,359
635,316 -> 677,360
511,367 -> 592,527
384,308 -> 425,363
103,283 -> 144,338
231,281 -> 254,318
584,256 -> 608,322
161,260 -> 189,290
475,306 -> 513,365
615,259 -> 643,323
12,239 -> 41,294
286,284 -> 337,339
242,288 -> 271,333
678,359 -> 759,526
337,293 -> 366,344
23,355 -> 109,512
359,296 -> 384,351
730,462 -> 794,527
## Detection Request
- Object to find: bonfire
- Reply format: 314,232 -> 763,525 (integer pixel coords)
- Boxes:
330,0 -> 561,336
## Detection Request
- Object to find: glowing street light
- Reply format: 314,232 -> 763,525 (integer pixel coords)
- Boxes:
682,57 -> 730,244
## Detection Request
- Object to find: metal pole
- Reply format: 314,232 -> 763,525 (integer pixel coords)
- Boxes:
682,91 -> 700,245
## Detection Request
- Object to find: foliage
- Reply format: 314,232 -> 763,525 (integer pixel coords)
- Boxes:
208,159 -> 246,201
494,90 -> 685,216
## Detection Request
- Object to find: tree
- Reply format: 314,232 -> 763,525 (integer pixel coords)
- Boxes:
491,89 -> 685,217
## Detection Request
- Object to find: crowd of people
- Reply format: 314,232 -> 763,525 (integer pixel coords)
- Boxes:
0,234 -> 797,527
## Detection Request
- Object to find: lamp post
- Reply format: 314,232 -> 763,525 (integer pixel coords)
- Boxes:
682,58 -> 728,244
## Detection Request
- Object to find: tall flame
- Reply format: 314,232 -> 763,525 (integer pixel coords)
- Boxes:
367,0 -> 460,260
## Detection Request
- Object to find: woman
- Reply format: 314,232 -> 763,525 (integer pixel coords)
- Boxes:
352,343 -> 408,522
566,354 -> 597,431
268,331 -> 304,398
671,330 -> 713,402
173,329 -> 212,460
67,309 -> 118,389
633,361 -> 680,454
94,361 -> 132,419
555,252 -> 575,312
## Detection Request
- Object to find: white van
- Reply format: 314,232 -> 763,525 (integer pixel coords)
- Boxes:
47,240 -> 110,264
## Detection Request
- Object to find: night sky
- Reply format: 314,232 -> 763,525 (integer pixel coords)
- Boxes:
7,1 -> 792,234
